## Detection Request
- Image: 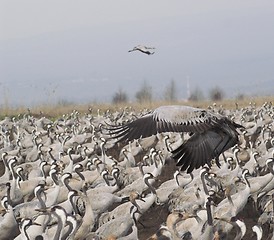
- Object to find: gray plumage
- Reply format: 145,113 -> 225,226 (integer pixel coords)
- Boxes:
106,105 -> 243,173
128,45 -> 155,55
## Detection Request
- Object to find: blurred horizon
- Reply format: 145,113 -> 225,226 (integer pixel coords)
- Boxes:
1,0 -> 274,107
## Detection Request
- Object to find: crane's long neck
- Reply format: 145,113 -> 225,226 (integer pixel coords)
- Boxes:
52,211 -> 66,240
36,188 -> 46,209
200,170 -> 209,196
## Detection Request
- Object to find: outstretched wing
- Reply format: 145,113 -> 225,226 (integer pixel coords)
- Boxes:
128,45 -> 155,55
105,105 -> 221,142
105,105 -> 243,173
173,128 -> 239,173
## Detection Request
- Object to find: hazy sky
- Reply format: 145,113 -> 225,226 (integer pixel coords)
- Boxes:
1,1 -> 274,106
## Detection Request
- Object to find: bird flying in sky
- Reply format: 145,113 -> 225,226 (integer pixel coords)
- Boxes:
128,45 -> 155,55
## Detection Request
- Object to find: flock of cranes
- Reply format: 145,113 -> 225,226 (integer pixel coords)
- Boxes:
0,101 -> 273,239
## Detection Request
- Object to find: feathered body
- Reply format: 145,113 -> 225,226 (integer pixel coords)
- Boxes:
106,105 -> 243,173
128,45 -> 155,55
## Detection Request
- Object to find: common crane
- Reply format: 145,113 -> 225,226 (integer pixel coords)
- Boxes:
128,45 -> 155,55
106,105 -> 243,173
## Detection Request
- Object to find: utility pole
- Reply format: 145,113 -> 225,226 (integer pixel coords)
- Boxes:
186,75 -> 190,100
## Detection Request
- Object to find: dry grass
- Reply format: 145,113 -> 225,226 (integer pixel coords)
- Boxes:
0,96 -> 273,119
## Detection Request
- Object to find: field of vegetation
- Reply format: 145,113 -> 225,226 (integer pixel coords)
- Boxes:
0,95 -> 273,119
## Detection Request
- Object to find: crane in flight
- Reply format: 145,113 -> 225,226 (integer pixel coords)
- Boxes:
128,45 -> 155,55
105,105 -> 244,173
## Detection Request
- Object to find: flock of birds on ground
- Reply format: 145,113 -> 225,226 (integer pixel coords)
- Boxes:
0,101 -> 273,240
